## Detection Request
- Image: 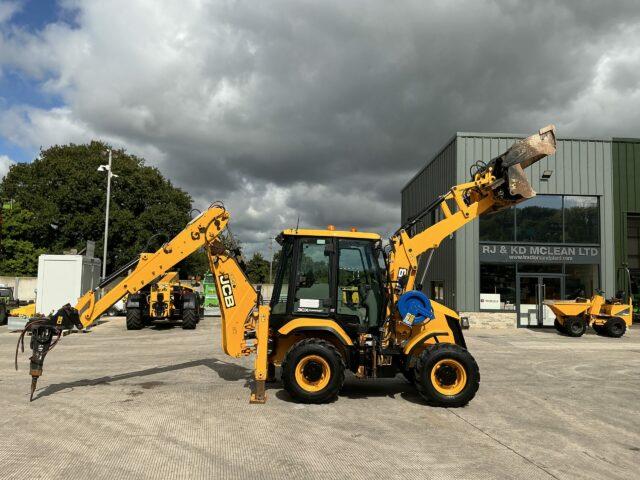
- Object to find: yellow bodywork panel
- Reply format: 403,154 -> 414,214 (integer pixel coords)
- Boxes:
403,300 -> 458,355
598,302 -> 633,326
544,300 -> 591,319
277,318 -> 354,346
281,228 -> 380,241
208,250 -> 258,358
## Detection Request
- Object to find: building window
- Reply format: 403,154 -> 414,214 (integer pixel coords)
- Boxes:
516,195 -> 563,243
564,196 -> 599,244
479,195 -> 600,245
565,264 -> 599,299
480,206 -> 514,242
430,281 -> 444,302
480,263 -> 516,309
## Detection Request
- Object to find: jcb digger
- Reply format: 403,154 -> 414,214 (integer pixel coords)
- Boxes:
17,125 -> 557,406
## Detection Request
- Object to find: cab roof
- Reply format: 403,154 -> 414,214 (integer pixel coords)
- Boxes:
280,228 -> 381,241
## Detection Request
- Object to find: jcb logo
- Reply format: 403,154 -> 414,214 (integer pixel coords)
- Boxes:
219,274 -> 236,308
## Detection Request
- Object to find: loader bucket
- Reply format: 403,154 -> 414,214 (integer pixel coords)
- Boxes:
485,124 -> 556,207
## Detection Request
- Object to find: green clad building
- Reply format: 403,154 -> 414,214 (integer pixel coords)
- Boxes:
402,131 -> 639,328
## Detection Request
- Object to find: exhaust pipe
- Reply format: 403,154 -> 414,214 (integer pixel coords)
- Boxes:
482,124 -> 556,210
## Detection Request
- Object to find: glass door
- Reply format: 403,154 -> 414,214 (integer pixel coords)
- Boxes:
517,274 -> 563,327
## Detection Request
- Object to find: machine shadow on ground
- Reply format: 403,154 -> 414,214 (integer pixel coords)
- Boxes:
32,357 -> 253,401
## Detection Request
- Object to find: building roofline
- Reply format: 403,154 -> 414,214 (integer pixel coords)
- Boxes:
401,133 -> 457,192
611,137 -> 640,143
403,131 -> 634,192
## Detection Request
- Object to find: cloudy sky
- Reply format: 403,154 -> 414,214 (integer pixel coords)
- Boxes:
1,0 -> 640,255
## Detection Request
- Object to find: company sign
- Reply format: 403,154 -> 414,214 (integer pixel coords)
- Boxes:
480,244 -> 600,264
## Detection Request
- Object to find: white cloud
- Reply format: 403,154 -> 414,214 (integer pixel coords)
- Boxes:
0,1 -> 20,25
0,153 -> 15,179
2,1 -> 640,255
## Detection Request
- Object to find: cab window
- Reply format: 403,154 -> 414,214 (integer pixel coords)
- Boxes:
293,238 -> 332,315
270,239 -> 293,314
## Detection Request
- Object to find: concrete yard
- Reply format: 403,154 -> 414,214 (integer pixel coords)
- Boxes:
1,317 -> 639,480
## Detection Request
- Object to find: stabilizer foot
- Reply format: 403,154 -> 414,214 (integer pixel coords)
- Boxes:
250,380 -> 266,404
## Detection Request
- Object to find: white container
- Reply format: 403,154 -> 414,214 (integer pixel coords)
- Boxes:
36,255 -> 101,315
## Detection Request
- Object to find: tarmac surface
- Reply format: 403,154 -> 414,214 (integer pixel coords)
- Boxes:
1,316 -> 639,480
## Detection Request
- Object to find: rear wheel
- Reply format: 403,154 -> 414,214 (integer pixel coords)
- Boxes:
181,308 -> 197,329
282,338 -> 345,404
604,317 -> 626,338
126,307 -> 144,330
415,343 -> 480,407
565,316 -> 586,337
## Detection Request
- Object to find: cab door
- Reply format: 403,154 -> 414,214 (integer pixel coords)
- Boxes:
336,239 -> 384,330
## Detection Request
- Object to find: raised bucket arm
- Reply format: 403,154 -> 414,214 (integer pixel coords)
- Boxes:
389,125 -> 557,295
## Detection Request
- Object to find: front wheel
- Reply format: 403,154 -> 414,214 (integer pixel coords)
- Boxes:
126,308 -> 144,330
565,316 -> 586,337
181,308 -> 198,329
281,338 -> 345,404
415,343 -> 480,408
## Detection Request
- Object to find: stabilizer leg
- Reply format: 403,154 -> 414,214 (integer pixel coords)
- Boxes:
250,305 -> 270,404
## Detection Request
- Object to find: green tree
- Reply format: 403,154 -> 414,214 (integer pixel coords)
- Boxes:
0,142 -> 200,277
245,252 -> 270,283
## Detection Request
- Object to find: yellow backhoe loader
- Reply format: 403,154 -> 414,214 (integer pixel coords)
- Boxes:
16,125 -> 557,406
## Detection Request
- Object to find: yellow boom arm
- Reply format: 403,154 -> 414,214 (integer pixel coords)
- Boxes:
74,205 -> 229,328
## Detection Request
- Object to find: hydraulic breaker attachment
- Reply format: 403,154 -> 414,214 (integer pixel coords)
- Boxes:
478,124 -> 556,211
14,304 -> 83,401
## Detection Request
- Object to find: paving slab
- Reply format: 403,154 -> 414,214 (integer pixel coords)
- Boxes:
1,318 -> 639,480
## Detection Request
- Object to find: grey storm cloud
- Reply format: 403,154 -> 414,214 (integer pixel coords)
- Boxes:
2,0 -> 640,254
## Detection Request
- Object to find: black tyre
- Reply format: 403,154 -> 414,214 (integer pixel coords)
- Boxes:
402,368 -> 416,384
592,324 -> 606,336
565,316 -> 586,337
181,308 -> 198,329
126,308 -> 144,330
281,338 -> 346,404
415,343 -> 480,407
554,318 -> 566,334
604,317 -> 626,338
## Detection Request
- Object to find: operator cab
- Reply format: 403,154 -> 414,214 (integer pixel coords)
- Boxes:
269,228 -> 386,336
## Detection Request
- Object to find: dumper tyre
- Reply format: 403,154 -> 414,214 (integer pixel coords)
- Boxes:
281,338 -> 346,404
416,343 -> 480,408
181,308 -> 198,330
554,319 -> 566,334
126,308 -> 144,330
604,317 -> 626,338
565,316 -> 586,337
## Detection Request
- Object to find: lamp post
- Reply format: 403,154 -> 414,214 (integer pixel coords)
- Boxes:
97,149 -> 118,279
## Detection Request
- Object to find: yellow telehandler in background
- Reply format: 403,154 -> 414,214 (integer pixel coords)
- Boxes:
17,126 -> 556,406
125,271 -> 202,330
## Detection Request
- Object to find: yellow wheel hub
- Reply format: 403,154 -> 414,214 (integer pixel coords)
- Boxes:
295,355 -> 331,392
430,359 -> 467,396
